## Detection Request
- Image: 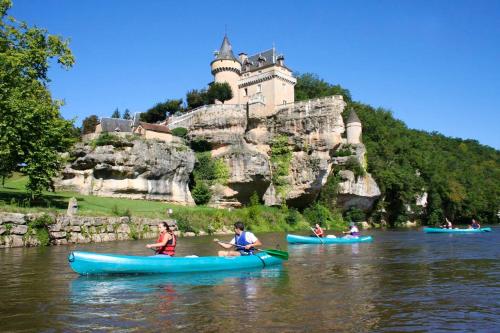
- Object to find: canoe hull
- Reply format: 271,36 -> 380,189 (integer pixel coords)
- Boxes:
423,227 -> 492,233
286,234 -> 373,244
68,251 -> 283,275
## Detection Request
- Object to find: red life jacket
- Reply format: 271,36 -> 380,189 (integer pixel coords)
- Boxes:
156,231 -> 176,256
315,227 -> 324,237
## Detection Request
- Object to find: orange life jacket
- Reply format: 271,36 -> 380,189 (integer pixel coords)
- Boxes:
156,231 -> 176,256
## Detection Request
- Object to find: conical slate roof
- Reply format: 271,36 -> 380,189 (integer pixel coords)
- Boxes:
347,109 -> 361,123
215,35 -> 237,61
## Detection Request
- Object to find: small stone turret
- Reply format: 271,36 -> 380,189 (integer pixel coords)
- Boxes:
346,109 -> 362,144
210,35 -> 241,104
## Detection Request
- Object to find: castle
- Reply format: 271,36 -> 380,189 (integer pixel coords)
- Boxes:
209,35 -> 361,145
210,35 -> 296,117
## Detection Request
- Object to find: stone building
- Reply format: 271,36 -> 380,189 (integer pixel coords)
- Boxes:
210,35 -> 296,117
132,122 -> 173,142
346,109 -> 362,144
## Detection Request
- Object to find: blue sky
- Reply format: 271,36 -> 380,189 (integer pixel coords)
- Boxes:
10,0 -> 500,149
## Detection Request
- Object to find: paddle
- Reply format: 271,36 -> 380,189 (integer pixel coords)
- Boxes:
310,226 -> 325,244
213,239 -> 289,260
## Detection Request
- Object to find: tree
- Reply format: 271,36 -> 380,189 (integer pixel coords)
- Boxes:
140,99 -> 183,123
111,108 -> 120,118
0,0 -> 76,198
207,82 -> 233,104
82,115 -> 99,134
186,89 -> 209,109
122,108 -> 131,120
294,72 -> 351,103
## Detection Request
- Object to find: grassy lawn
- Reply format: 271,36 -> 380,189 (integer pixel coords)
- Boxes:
0,174 -> 315,233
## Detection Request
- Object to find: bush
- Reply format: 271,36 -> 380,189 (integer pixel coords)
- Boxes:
344,207 -> 366,223
344,157 -> 366,179
303,203 -> 346,231
191,181 -> 211,205
171,127 -> 188,138
27,214 -> 54,246
285,208 -> 300,226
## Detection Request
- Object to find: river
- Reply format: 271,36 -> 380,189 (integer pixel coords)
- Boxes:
0,228 -> 498,332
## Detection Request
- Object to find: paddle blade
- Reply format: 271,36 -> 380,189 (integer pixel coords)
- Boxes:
262,249 -> 289,260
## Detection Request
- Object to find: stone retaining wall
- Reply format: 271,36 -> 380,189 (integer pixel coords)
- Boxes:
0,212 -> 228,248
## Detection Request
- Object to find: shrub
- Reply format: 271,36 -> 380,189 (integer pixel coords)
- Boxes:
191,181 -> 211,205
285,208 -> 300,226
344,207 -> 366,223
304,203 -> 346,231
344,157 -> 366,180
171,127 -> 188,138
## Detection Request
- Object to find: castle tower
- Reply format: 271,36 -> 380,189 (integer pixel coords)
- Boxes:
346,109 -> 362,144
210,35 -> 241,104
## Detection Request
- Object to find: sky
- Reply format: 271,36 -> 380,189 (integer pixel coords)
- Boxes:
9,0 -> 500,149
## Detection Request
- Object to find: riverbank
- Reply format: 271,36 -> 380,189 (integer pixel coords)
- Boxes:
0,175 -> 350,247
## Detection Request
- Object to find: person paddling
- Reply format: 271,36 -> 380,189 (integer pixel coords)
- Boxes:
146,222 -> 176,256
470,219 -> 481,229
214,221 -> 262,256
441,218 -> 453,229
311,223 -> 324,238
343,222 -> 360,239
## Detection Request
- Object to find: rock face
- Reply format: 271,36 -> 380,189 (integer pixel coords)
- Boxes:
55,139 -> 196,204
58,95 -> 381,210
168,95 -> 381,209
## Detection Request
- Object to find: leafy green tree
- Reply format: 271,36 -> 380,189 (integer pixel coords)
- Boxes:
140,99 -> 183,123
186,89 -> 209,109
111,108 -> 120,118
0,0 -> 76,198
207,82 -> 233,104
294,73 -> 352,102
191,181 -> 211,205
122,109 -> 131,120
82,115 -> 99,134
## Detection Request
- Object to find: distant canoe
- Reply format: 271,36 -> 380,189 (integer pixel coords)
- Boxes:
423,227 -> 492,233
68,251 -> 283,275
286,234 -> 373,244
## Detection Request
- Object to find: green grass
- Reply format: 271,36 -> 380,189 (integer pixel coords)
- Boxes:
0,174 -> 314,234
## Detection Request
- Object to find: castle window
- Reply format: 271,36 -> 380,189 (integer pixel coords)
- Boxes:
244,88 -> 248,96
283,100 -> 287,105
257,84 -> 262,93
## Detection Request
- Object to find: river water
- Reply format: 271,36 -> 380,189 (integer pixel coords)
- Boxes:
0,228 -> 499,332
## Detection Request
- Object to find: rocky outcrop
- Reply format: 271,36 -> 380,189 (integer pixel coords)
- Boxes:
58,95 -> 381,211
336,170 -> 381,211
55,139 -> 195,204
167,95 -> 380,209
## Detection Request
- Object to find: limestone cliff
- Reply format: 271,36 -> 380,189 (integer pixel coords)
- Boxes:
170,96 -> 381,210
57,95 -> 381,211
55,138 -> 195,204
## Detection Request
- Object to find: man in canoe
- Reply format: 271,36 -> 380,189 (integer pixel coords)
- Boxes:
214,221 -> 262,256
146,222 -> 176,256
342,222 -> 360,239
469,219 -> 481,229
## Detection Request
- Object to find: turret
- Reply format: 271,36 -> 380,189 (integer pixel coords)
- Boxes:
210,35 -> 241,104
346,109 -> 362,144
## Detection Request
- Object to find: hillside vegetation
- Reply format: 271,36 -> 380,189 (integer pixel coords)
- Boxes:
294,73 -> 500,226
